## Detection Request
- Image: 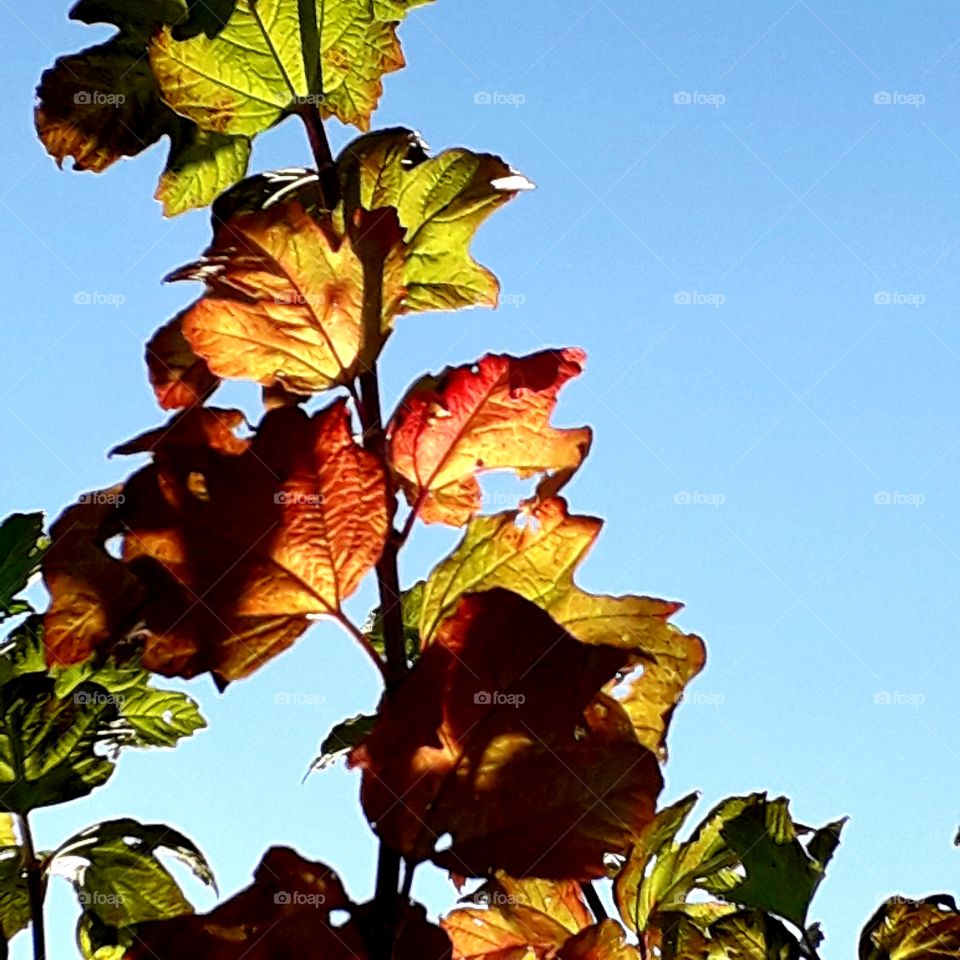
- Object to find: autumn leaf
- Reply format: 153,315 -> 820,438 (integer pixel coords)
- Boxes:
859,896 -> 960,960
558,921 -> 642,960
149,0 -> 429,136
443,875 -> 592,960
145,311 -> 220,410
43,402 -> 388,683
34,3 -> 252,215
670,911 -> 803,960
351,589 -> 662,878
388,350 -> 592,526
166,201 -> 403,394
339,128 -> 533,312
125,846 -> 367,959
419,497 -> 704,756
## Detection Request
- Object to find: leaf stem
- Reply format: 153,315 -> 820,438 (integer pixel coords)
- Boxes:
335,612 -> 389,682
20,813 -> 45,960
297,103 -> 340,210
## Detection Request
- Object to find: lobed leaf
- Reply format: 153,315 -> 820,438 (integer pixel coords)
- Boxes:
339,128 -> 533,312
859,896 -> 960,960
351,589 -> 662,878
388,351 -> 592,526
420,497 -> 705,756
145,312 -> 220,411
43,402 -> 388,684
166,201 -> 403,394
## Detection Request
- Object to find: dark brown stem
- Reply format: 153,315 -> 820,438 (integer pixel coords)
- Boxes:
21,813 -> 45,960
297,102 -> 340,210
581,881 -> 607,922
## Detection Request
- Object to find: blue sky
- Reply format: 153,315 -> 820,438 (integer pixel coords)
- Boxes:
3,0 -> 960,955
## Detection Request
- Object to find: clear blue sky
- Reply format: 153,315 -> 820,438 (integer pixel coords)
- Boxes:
2,0 -> 960,955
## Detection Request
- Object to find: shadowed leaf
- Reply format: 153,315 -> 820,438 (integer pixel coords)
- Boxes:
0,513 -> 46,621
351,589 -> 662,878
859,896 -> 960,960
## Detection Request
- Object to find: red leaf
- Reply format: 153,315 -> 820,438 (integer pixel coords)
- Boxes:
351,589 -> 662,878
388,350 -> 592,526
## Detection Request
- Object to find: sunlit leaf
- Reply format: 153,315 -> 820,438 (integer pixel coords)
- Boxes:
339,128 -> 533,312
309,712 -> 377,773
351,589 -> 662,878
0,513 -> 46,621
671,910 -> 802,960
0,827 -> 29,942
167,201 -> 403,394
363,581 -> 423,666
145,311 -> 220,410
125,846 -> 366,959
149,0 -> 427,136
156,123 -> 251,217
51,818 -> 215,926
43,402 -> 388,683
419,497 -> 704,755
859,896 -> 960,960
558,921 -> 641,960
388,350 -> 592,526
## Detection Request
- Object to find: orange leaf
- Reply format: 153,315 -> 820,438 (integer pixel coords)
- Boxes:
350,589 -> 661,878
145,310 -> 220,410
126,846 -> 366,960
43,402 -> 388,684
167,201 -> 404,395
388,350 -> 592,526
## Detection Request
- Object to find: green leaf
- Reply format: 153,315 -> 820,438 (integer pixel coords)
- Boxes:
672,910 -> 802,960
362,581 -> 424,665
52,818 -> 216,927
0,513 -> 45,621
720,798 -> 845,927
77,910 -> 133,960
339,128 -> 534,312
156,123 -> 251,216
0,620 -> 204,812
149,0 -> 427,136
859,896 -> 960,960
0,828 -> 30,942
309,713 -> 378,774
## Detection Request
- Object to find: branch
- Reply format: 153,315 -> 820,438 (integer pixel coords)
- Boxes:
580,881 -> 607,922
20,813 -> 45,960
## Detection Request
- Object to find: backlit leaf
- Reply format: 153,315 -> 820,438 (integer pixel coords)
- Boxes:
388,350 -> 592,526
859,896 -> 960,960
43,402 -> 388,683
167,201 -> 403,394
671,911 -> 802,960
52,818 -> 215,926
419,497 -> 705,755
309,712 -> 377,773
125,846 -> 365,959
0,830 -> 29,942
145,311 -> 220,410
339,128 -> 533,312
0,513 -> 46,621
149,0 -> 428,136
351,589 -> 662,878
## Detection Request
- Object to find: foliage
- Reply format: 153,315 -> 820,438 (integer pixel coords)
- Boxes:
11,0 -> 954,957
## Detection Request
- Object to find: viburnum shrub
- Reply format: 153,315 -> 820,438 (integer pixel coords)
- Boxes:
0,0 -> 948,957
